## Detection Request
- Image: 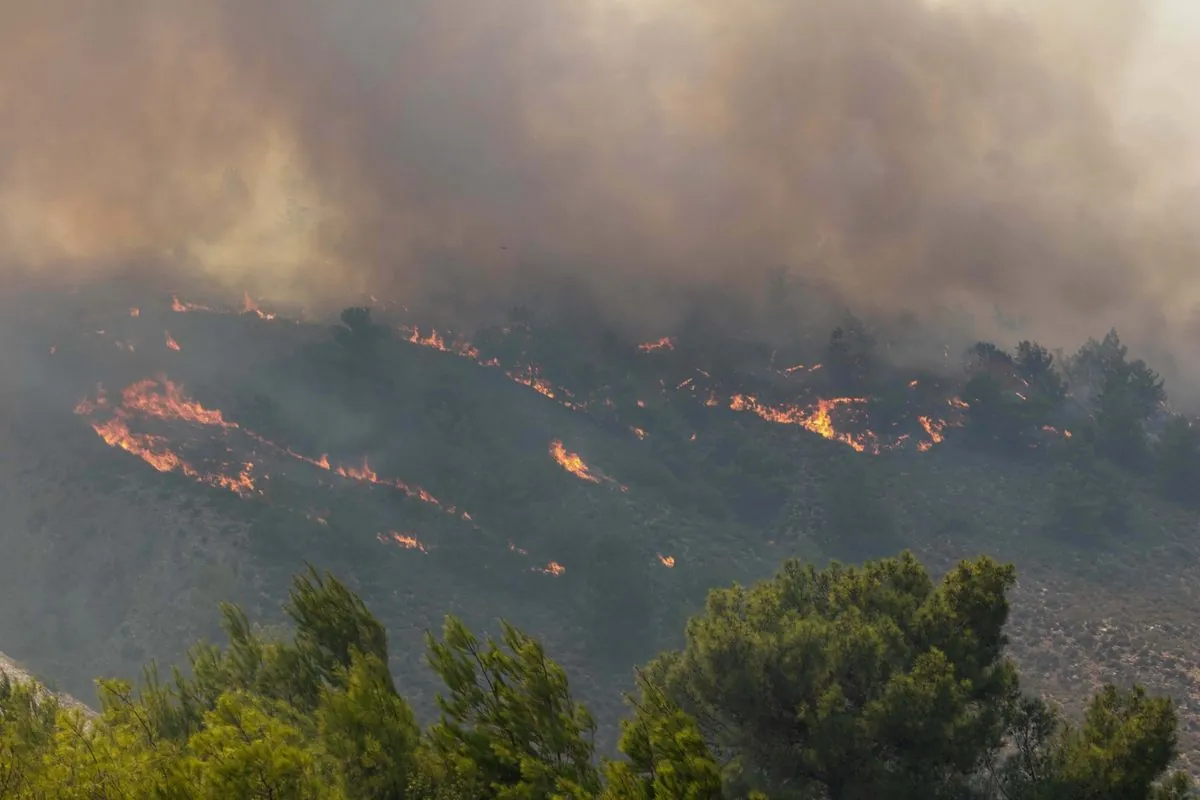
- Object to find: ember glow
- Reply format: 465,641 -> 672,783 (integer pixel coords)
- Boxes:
241,292 -> 276,321
638,337 -> 675,353
657,553 -> 676,568
536,561 -> 566,576
165,331 -> 181,351
376,531 -> 428,553
171,295 -> 212,313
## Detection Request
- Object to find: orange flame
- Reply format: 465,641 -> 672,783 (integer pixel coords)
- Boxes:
550,440 -> 600,483
171,295 -> 212,313
630,426 -> 648,440
657,553 -> 676,568
165,332 -> 181,351
917,416 -> 946,452
638,337 -> 675,352
537,561 -> 566,576
730,395 -> 876,453
241,292 -> 276,320
376,531 -> 428,553
130,307 -> 140,318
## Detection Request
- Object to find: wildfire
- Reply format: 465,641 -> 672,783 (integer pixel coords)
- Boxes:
657,553 -> 676,568
130,308 -> 140,318
638,337 -> 675,353
550,440 -> 600,483
397,325 -> 481,359
376,531 -> 428,553
83,413 -> 258,498
630,426 -> 648,440
917,416 -> 946,452
730,394 -> 878,453
171,295 -> 211,313
74,377 -> 471,516
537,561 -> 566,576
165,332 -> 181,351
241,292 -> 276,321
1042,425 -> 1073,439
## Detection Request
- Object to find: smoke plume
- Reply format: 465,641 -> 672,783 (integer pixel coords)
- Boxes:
3,0 -> 1200,383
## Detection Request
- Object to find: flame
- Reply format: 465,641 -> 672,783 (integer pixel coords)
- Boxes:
638,337 -> 675,352
730,394 -> 877,453
918,416 -> 946,449
376,531 -> 428,553
909,380 -> 919,388
129,308 -> 140,318
1042,425 -> 1074,439
83,412 -> 257,497
537,561 -> 566,576
165,331 -> 181,351
550,440 -> 601,483
120,378 -> 236,429
657,553 -> 676,568
74,378 -> 470,516
510,368 -> 558,400
630,426 -> 648,440
171,295 -> 212,313
689,432 -> 697,442
948,397 -> 970,410
241,292 -> 276,320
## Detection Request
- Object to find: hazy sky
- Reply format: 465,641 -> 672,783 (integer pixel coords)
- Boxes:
2,0 -> 1199,386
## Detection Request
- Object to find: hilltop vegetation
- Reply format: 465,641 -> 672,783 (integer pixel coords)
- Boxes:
0,559 -> 1191,799
5,290 -> 1200,785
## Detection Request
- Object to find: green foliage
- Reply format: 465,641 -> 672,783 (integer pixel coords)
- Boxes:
647,552 -> 1021,798
1069,330 -> 1165,465
602,677 -> 723,800
961,340 -> 1067,450
0,561 -> 1190,799
426,616 -> 601,798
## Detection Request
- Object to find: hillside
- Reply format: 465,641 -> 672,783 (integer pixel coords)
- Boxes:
2,284 -> 1199,768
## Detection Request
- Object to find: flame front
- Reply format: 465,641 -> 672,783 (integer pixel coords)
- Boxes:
165,332 -> 181,351
376,531 -> 428,553
550,440 -> 600,483
74,377 -> 472,517
730,394 -> 878,453
657,553 -> 676,568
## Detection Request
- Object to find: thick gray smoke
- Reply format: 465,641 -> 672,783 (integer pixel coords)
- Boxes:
2,0 -> 1199,386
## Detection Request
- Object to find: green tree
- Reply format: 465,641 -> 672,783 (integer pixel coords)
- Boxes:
425,617 -> 601,798
648,552 -> 1020,799
601,677 -> 723,800
995,685 -> 1189,800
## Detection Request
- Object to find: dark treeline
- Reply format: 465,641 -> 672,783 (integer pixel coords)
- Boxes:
0,557 -> 1190,799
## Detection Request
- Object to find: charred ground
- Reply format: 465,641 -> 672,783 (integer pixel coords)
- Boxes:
3,284 -> 1200,765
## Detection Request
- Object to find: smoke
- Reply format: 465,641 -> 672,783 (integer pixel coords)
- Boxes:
3,0 -> 1200,385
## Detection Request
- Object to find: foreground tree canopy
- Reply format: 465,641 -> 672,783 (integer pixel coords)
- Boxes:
0,558 -> 1190,799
